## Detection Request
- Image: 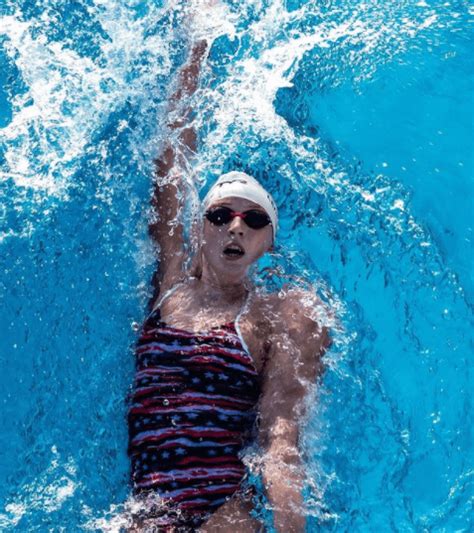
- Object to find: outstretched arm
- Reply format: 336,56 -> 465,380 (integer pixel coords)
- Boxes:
258,293 -> 330,532
149,39 -> 208,301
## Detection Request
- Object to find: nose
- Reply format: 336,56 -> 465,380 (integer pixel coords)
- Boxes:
228,215 -> 245,236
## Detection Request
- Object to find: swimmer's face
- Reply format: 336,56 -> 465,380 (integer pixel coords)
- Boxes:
202,196 -> 273,276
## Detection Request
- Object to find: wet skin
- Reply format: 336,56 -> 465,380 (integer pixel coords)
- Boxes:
152,196 -> 329,532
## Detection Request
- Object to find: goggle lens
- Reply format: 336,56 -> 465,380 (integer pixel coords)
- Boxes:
205,206 -> 271,230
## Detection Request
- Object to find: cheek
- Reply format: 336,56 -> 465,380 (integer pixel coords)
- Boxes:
202,224 -> 225,247
258,228 -> 273,253
250,230 -> 273,259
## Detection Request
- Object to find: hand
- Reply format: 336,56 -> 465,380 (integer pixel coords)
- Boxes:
198,494 -> 261,532
185,0 -> 236,42
190,0 -> 222,9
188,0 -> 224,23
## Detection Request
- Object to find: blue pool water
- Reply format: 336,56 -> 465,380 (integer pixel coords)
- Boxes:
0,1 -> 472,531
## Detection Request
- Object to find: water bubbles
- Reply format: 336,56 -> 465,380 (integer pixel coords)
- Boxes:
392,199 -> 405,211
293,102 -> 309,123
163,399 -> 169,406
209,34 -> 241,70
400,429 -> 410,444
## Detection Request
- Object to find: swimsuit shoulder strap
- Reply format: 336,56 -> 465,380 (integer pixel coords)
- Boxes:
148,278 -> 190,320
233,289 -> 252,356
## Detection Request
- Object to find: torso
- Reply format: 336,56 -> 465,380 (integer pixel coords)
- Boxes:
128,280 -> 268,527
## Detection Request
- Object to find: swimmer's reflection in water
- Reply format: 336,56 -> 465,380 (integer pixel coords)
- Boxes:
127,8 -> 330,533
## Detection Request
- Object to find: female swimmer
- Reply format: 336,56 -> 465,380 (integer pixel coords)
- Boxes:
128,8 -> 330,532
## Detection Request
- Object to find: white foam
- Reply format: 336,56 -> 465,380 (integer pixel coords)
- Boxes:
0,447 -> 78,528
0,3 -> 173,196
193,0 -> 450,197
187,0 -> 237,41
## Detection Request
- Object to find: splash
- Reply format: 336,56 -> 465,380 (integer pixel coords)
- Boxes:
0,446 -> 78,529
0,1 -> 173,198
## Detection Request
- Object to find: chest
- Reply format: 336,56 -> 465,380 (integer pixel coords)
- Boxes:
159,294 -> 271,374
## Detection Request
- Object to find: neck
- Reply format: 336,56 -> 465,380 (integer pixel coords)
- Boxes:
198,263 -> 249,302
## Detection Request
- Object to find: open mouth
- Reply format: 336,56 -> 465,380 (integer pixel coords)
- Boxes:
223,244 -> 245,257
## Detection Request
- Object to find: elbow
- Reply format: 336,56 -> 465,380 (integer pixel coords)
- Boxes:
266,438 -> 300,467
154,145 -> 175,177
261,419 -> 301,467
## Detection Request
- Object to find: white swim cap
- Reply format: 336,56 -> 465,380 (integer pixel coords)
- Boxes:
203,171 -> 278,238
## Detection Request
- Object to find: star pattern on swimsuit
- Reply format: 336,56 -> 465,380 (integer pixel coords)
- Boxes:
129,310 -> 261,528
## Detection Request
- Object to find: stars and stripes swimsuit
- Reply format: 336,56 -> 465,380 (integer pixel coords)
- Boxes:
128,293 -> 261,530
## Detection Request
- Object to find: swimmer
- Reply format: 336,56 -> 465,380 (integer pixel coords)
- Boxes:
127,7 -> 330,533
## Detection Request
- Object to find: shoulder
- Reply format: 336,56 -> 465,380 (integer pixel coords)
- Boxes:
255,285 -> 331,401
272,285 -> 328,332
257,284 -> 331,358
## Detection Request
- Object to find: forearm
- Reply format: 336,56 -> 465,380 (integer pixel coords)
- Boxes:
150,40 -> 208,244
262,441 -> 306,533
169,39 -> 208,116
199,493 -> 261,532
156,40 -> 208,175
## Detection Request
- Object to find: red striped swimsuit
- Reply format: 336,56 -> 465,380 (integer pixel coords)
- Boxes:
128,306 -> 261,530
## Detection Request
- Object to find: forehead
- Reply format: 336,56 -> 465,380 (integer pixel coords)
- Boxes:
208,196 -> 264,210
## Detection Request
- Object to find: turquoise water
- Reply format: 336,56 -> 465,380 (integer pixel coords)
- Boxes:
1,1 -> 472,531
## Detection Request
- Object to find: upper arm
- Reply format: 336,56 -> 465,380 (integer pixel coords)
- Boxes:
148,177 -> 186,293
258,290 -> 331,453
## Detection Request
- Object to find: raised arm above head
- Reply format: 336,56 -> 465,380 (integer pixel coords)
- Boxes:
149,38 -> 208,303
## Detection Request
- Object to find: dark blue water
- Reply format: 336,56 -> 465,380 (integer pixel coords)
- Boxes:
1,1 -> 472,531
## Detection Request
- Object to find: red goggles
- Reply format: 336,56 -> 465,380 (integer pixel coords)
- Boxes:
205,206 -> 271,230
